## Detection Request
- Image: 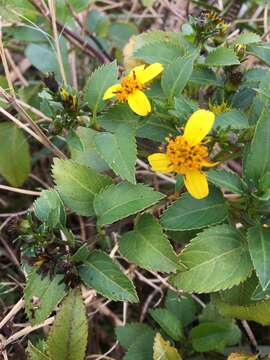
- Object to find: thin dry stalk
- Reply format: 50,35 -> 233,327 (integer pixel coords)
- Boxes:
0,185 -> 41,196
0,298 -> 25,330
0,19 -> 15,97
48,0 -> 67,85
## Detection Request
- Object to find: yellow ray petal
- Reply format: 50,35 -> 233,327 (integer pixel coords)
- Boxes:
127,89 -> 151,116
184,170 -> 209,199
137,63 -> 164,84
202,159 -> 219,168
148,153 -> 172,173
103,84 -> 121,100
129,65 -> 146,78
184,109 -> 215,146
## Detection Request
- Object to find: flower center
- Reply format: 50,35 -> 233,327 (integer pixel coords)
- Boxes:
166,135 -> 209,174
114,72 -> 144,102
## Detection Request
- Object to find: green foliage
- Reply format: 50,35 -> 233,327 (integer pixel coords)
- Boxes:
47,289 -> 88,360
24,271 -> 66,325
94,124 -> 137,183
87,10 -> 110,37
25,42 -> 69,81
207,170 -> 247,194
116,322 -> 155,360
52,159 -> 112,216
171,225 -> 253,293
190,68 -> 223,87
79,250 -> 138,302
190,304 -> 241,352
214,110 -> 249,129
190,322 -> 238,352
84,61 -> 118,113
27,342 -> 50,360
134,41 -> 183,65
0,122 -> 30,186
248,226 -> 270,290
94,182 -> 165,225
6,4 -> 270,358
109,22 -> 138,49
247,42 -> 270,66
153,333 -> 182,360
33,189 -> 66,228
234,32 -> 261,45
244,106 -> 270,184
161,54 -> 195,99
165,290 -> 197,326
213,292 -> 270,325
161,188 -> 227,231
120,214 -> 178,272
204,47 -> 240,67
150,308 -> 183,341
98,103 -> 139,132
68,127 -> 109,172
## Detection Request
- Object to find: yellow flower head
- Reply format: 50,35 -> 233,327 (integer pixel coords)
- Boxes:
103,63 -> 163,116
148,109 -> 216,200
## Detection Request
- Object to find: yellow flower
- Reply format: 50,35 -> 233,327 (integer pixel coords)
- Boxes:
148,109 -> 216,200
103,63 -> 163,116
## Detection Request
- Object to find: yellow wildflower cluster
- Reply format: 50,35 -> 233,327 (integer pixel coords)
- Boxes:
103,65 -> 217,199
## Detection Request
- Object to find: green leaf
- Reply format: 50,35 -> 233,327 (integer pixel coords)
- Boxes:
79,250 -> 138,302
94,124 -> 137,184
190,322 -> 235,352
120,214 -> 178,273
205,47 -> 240,67
33,189 -> 66,228
94,182 -> 164,225
0,123 -> 30,186
207,169 -> 247,195
87,10 -> 110,37
252,281 -> 270,301
171,225 -> 253,293
24,271 -> 66,325
134,41 -> 183,65
27,342 -> 50,360
136,117 -> 177,142
47,289 -> 87,360
25,41 -> 69,81
216,273 -> 258,306
52,159 -> 112,216
71,243 -> 90,264
165,290 -> 197,326
235,32 -> 260,45
247,42 -> 270,66
244,106 -> 270,184
84,61 -> 118,113
116,323 -> 152,349
190,68 -> 223,87
98,103 -> 139,132
109,22 -> 138,49
161,54 -> 195,99
124,332 -> 155,360
213,292 -> 270,325
160,188 -> 227,231
69,127 -> 109,172
150,308 -> 183,341
153,333 -> 182,360
248,226 -> 270,290
214,110 -> 249,129
173,96 -> 198,123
